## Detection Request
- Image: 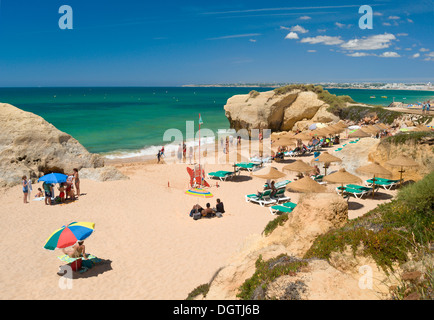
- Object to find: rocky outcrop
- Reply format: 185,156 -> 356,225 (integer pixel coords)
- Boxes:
0,103 -> 104,187
224,89 -> 339,134
201,193 -> 352,300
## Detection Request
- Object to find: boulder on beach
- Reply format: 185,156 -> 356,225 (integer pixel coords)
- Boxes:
0,103 -> 105,187
79,166 -> 129,182
223,88 -> 339,134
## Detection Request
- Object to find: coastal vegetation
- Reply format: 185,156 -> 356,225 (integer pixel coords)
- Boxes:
304,171 -> 434,274
336,105 -> 403,124
263,212 -> 290,236
382,131 -> 434,145
236,254 -> 308,300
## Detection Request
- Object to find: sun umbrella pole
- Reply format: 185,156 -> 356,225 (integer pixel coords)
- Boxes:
372,175 -> 376,199
399,166 -> 404,187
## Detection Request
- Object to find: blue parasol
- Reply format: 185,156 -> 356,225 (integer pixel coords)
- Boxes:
38,173 -> 68,184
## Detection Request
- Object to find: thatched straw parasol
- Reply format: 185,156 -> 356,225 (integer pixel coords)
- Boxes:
313,152 -> 342,175
385,155 -> 419,186
276,136 -> 296,147
283,160 -> 315,174
348,128 -> 370,138
412,125 -> 431,132
326,124 -> 344,134
294,132 -> 313,141
323,168 -> 362,196
356,162 -> 392,198
286,177 -> 327,193
253,166 -> 286,180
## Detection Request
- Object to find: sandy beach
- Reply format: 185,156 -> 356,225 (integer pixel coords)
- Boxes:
0,137 -> 399,300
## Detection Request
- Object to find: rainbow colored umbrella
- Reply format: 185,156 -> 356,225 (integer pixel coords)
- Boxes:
44,222 -> 95,250
185,188 -> 213,198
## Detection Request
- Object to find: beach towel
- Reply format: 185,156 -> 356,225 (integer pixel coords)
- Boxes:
57,254 -> 102,269
33,197 -> 45,201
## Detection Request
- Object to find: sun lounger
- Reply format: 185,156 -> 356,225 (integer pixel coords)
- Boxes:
336,186 -> 372,199
269,202 -> 297,215
272,188 -> 291,203
235,162 -> 260,172
245,190 -> 277,207
250,157 -> 272,164
207,170 -> 239,181
365,178 -> 400,190
264,180 -> 290,190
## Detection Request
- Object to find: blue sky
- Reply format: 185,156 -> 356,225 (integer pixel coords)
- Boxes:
0,0 -> 433,86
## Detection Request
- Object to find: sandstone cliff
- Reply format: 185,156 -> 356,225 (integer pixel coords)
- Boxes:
223,88 -> 340,133
0,103 -> 105,187
192,193 -> 385,300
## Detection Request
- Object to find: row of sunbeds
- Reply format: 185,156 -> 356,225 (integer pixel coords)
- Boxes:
336,178 -> 400,198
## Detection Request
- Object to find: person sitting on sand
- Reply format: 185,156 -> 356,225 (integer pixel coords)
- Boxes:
310,165 -> 320,177
201,203 -> 216,218
190,204 -> 203,217
269,181 -> 277,197
216,198 -> 225,214
62,241 -> 87,259
35,188 -> 43,198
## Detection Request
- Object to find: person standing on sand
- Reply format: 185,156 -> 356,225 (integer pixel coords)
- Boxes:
157,150 -> 161,163
42,181 -> 53,205
177,144 -> 182,163
26,177 -> 33,202
188,146 -> 193,165
22,176 -> 29,204
73,168 -> 80,198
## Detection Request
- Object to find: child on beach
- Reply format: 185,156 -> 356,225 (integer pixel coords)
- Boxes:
73,168 -> 80,198
22,176 -> 29,204
58,183 -> 66,203
35,188 -> 43,198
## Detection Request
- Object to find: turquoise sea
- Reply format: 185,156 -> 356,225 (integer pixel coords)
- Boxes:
1,87 -> 433,158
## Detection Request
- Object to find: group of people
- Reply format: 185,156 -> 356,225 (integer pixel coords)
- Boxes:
22,169 -> 80,205
190,198 -> 225,219
422,102 -> 431,114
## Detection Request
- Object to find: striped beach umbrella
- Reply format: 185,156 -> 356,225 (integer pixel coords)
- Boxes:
44,222 -> 95,250
185,188 -> 213,198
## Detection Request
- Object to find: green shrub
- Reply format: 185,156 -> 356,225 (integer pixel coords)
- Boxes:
382,131 -> 434,145
304,171 -> 434,273
237,254 -> 308,300
263,212 -> 290,236
338,105 -> 402,124
186,283 -> 210,300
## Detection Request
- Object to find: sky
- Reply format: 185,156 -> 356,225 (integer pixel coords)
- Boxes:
0,0 -> 433,86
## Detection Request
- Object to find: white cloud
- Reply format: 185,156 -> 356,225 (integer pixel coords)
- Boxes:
382,22 -> 391,26
405,48 -> 412,51
420,48 -> 430,52
388,16 -> 401,20
373,12 -> 383,16
407,18 -> 414,23
379,51 -> 400,58
340,33 -> 396,51
301,35 -> 344,45
290,25 -> 308,34
424,52 -> 434,61
317,29 -> 327,33
397,33 -> 408,37
299,16 -> 311,20
335,22 -> 351,29
285,32 -> 299,40
307,50 -> 316,53
207,33 -> 261,40
346,52 -> 373,57
412,53 -> 420,58
249,39 -> 257,43
280,26 -> 290,30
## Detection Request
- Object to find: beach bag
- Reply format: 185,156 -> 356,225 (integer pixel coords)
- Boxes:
193,212 -> 201,220
216,212 -> 223,218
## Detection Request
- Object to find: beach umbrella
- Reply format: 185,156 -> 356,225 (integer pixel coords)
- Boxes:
185,188 -> 213,198
252,166 -> 286,180
283,160 -> 315,174
294,132 -> 313,141
348,129 -> 370,138
356,162 -> 392,198
336,121 -> 348,129
38,173 -> 68,184
385,155 -> 419,187
275,136 -> 296,147
348,125 -> 361,130
323,168 -> 362,196
312,152 -> 342,175
44,222 -> 95,251
286,177 -> 327,193
309,123 -> 318,130
412,125 -> 431,132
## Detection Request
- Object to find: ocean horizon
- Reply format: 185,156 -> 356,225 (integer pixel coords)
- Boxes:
1,87 -> 433,159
